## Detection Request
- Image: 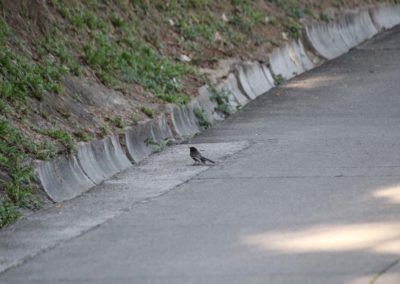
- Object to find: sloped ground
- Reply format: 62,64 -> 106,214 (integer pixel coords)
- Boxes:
0,0 -> 394,227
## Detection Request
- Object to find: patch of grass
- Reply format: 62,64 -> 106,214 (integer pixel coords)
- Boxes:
193,107 -> 211,129
45,128 -> 74,153
82,30 -> 192,104
49,0 -> 108,32
0,21 -> 66,106
73,128 -> 90,142
131,113 -> 140,126
55,106 -> 71,119
99,124 -> 109,138
267,16 -> 279,27
282,18 -> 302,39
209,86 -> 233,117
110,13 -> 126,28
144,138 -> 172,153
268,0 -> 304,19
38,36 -> 82,76
0,118 -> 44,217
230,0 -> 265,33
107,116 -> 124,129
319,12 -> 331,23
140,106 -> 155,118
0,201 -> 20,228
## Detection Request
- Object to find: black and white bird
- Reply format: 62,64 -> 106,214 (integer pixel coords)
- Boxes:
189,147 -> 215,165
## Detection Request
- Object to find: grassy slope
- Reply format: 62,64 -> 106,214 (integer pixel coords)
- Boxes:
0,0 -> 394,227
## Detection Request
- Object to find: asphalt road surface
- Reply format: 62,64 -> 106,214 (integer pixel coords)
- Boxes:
1,27 -> 400,284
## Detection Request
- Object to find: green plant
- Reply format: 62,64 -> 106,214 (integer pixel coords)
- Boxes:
209,86 -> 233,116
272,73 -> 285,86
144,138 -> 171,153
99,124 -> 109,137
140,106 -> 155,118
56,106 -> 71,119
45,129 -> 74,153
107,116 -> 124,128
193,107 -> 211,129
319,12 -> 331,23
110,13 -> 126,28
131,113 -> 140,125
0,118 -> 44,216
0,201 -> 20,228
73,129 -> 90,142
268,0 -> 304,19
282,18 -> 302,39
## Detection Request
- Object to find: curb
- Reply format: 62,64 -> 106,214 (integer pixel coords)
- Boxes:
370,4 -> 400,30
305,8 -> 378,60
35,156 -> 95,202
269,39 -> 317,80
34,4 -> 400,203
217,73 -> 249,109
76,136 -> 131,185
235,62 -> 274,99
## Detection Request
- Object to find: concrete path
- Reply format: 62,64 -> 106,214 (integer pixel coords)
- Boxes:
1,27 -> 400,284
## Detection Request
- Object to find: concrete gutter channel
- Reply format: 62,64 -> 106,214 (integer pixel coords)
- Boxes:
35,4 -> 400,203
1,2 -> 400,277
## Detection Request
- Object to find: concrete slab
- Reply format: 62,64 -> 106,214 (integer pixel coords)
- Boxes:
169,102 -> 202,138
35,155 -> 95,202
269,40 -> 315,79
371,4 -> 400,30
305,9 -> 378,59
76,136 -> 131,184
216,73 -> 249,109
124,121 -> 154,163
235,62 -> 274,99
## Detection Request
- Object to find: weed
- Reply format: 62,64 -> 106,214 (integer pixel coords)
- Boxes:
267,16 -> 279,27
268,0 -> 304,20
107,116 -> 124,129
131,113 -> 140,126
319,12 -> 331,23
144,138 -> 170,153
45,129 -> 74,153
209,86 -> 233,116
0,118 -> 44,216
0,201 -> 20,228
282,18 -> 302,39
110,13 -> 126,28
56,106 -> 71,119
73,129 -> 90,142
193,107 -> 211,129
99,124 -> 109,137
140,106 -> 155,118
272,73 -> 285,86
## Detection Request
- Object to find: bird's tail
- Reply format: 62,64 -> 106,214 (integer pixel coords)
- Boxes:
203,157 -> 215,164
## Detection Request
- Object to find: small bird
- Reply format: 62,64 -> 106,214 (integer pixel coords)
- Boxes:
190,147 -> 215,165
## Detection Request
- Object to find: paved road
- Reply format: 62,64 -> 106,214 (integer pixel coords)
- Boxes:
2,27 -> 400,284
